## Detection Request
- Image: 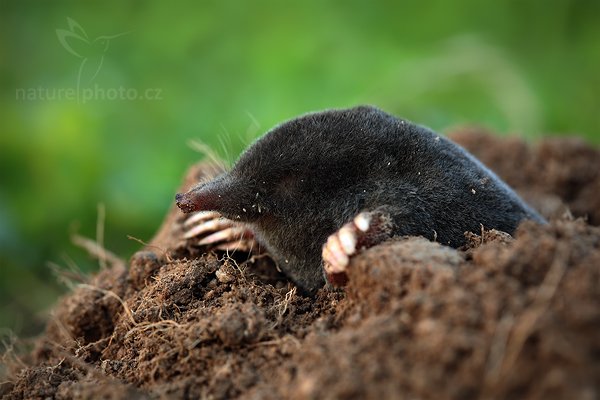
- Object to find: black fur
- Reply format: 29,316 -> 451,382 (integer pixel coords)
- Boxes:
177,106 -> 545,294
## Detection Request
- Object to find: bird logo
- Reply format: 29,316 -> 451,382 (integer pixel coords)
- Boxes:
56,17 -> 129,91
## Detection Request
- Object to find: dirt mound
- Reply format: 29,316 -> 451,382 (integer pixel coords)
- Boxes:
2,131 -> 600,399
450,129 -> 600,224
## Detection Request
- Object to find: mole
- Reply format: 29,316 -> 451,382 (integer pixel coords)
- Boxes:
175,106 -> 545,294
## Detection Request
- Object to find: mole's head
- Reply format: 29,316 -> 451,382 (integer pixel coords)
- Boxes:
176,106 -> 397,226
175,171 -> 273,222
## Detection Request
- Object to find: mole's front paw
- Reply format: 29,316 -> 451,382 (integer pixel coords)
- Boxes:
322,211 -> 394,286
183,211 -> 258,253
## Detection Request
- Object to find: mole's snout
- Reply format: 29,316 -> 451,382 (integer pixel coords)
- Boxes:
175,192 -> 197,213
175,179 -> 229,214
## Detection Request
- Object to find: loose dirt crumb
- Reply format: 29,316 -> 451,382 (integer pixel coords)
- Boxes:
2,132 -> 599,400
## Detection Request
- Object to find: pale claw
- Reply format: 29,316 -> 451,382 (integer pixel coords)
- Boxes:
322,211 -> 391,287
324,234 -> 349,271
197,226 -> 248,246
183,218 -> 235,239
182,211 -> 259,254
184,211 -> 223,227
215,240 -> 254,253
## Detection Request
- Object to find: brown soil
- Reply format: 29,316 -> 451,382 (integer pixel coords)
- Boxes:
2,130 -> 600,400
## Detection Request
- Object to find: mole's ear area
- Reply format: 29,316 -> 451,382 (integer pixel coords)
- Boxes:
175,175 -> 232,214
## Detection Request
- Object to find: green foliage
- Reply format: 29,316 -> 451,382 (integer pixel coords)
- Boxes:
0,0 -> 598,336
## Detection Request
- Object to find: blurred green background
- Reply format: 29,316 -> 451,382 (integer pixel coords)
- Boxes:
0,0 -> 598,337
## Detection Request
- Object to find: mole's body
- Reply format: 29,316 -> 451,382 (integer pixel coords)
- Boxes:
176,106 -> 544,294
